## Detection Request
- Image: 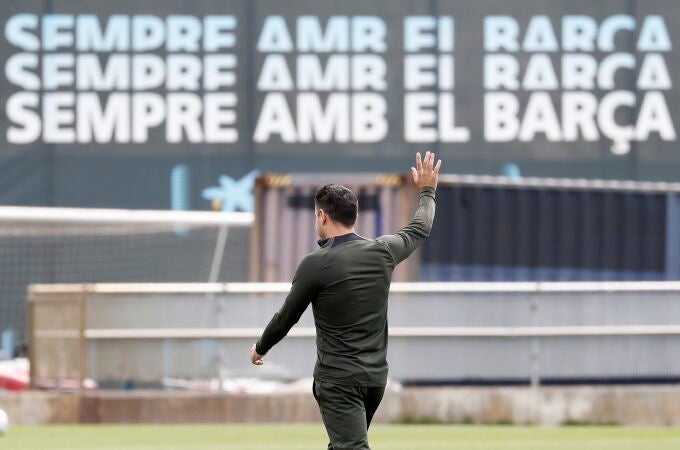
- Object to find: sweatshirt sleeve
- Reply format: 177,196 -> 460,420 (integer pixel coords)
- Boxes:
255,254 -> 319,355
377,187 -> 436,265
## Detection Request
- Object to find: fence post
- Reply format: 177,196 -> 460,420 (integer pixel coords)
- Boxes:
530,283 -> 541,423
27,292 -> 36,389
79,291 -> 87,392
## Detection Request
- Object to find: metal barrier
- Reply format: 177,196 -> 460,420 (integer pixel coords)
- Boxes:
28,282 -> 680,388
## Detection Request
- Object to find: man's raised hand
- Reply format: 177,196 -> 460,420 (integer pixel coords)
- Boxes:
411,151 -> 442,190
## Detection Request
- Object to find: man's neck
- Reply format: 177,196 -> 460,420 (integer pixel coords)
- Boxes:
324,228 -> 355,240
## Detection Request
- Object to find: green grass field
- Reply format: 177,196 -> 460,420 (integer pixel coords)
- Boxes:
1,424 -> 680,450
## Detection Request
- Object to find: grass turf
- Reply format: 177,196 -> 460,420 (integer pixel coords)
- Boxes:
0,424 -> 679,450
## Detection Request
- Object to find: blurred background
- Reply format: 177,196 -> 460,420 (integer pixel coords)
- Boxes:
1,0 -> 680,446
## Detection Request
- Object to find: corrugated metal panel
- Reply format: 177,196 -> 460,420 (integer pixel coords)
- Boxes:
253,173 -> 680,282
665,194 -> 680,280
251,174 -> 418,282
422,178 -> 669,281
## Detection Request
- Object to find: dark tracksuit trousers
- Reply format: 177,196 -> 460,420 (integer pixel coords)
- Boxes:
257,187 -> 436,450
313,379 -> 385,450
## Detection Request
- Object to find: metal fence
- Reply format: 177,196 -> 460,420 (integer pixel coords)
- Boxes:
28,282 -> 680,388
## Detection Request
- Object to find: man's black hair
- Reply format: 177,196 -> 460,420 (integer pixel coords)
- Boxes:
315,184 -> 358,227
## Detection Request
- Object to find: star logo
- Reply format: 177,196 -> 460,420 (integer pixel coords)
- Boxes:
201,170 -> 260,212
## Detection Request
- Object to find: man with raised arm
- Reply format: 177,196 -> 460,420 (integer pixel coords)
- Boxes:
251,151 -> 441,450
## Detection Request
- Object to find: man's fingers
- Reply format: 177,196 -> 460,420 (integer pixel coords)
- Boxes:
413,151 -> 441,189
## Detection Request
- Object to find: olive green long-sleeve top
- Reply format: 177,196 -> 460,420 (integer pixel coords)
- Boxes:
256,187 -> 436,387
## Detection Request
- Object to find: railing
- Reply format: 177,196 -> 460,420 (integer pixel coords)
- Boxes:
28,282 -> 680,388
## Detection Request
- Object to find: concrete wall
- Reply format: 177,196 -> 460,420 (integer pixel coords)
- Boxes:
0,391 -> 80,425
2,386 -> 680,426
390,386 -> 680,426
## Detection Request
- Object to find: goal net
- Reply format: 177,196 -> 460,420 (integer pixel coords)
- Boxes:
0,206 -> 253,355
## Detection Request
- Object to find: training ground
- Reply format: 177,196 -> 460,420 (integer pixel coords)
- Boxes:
1,424 -> 680,450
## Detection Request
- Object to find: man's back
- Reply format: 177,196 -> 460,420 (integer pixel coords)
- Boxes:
311,235 -> 395,386
255,186 -> 436,386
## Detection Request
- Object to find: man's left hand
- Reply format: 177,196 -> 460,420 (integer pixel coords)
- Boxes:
250,344 -> 264,365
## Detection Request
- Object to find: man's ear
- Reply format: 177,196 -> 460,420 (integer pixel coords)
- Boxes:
319,209 -> 328,224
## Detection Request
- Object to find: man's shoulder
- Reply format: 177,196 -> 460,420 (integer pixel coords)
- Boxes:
329,237 -> 393,260
299,249 -> 325,266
